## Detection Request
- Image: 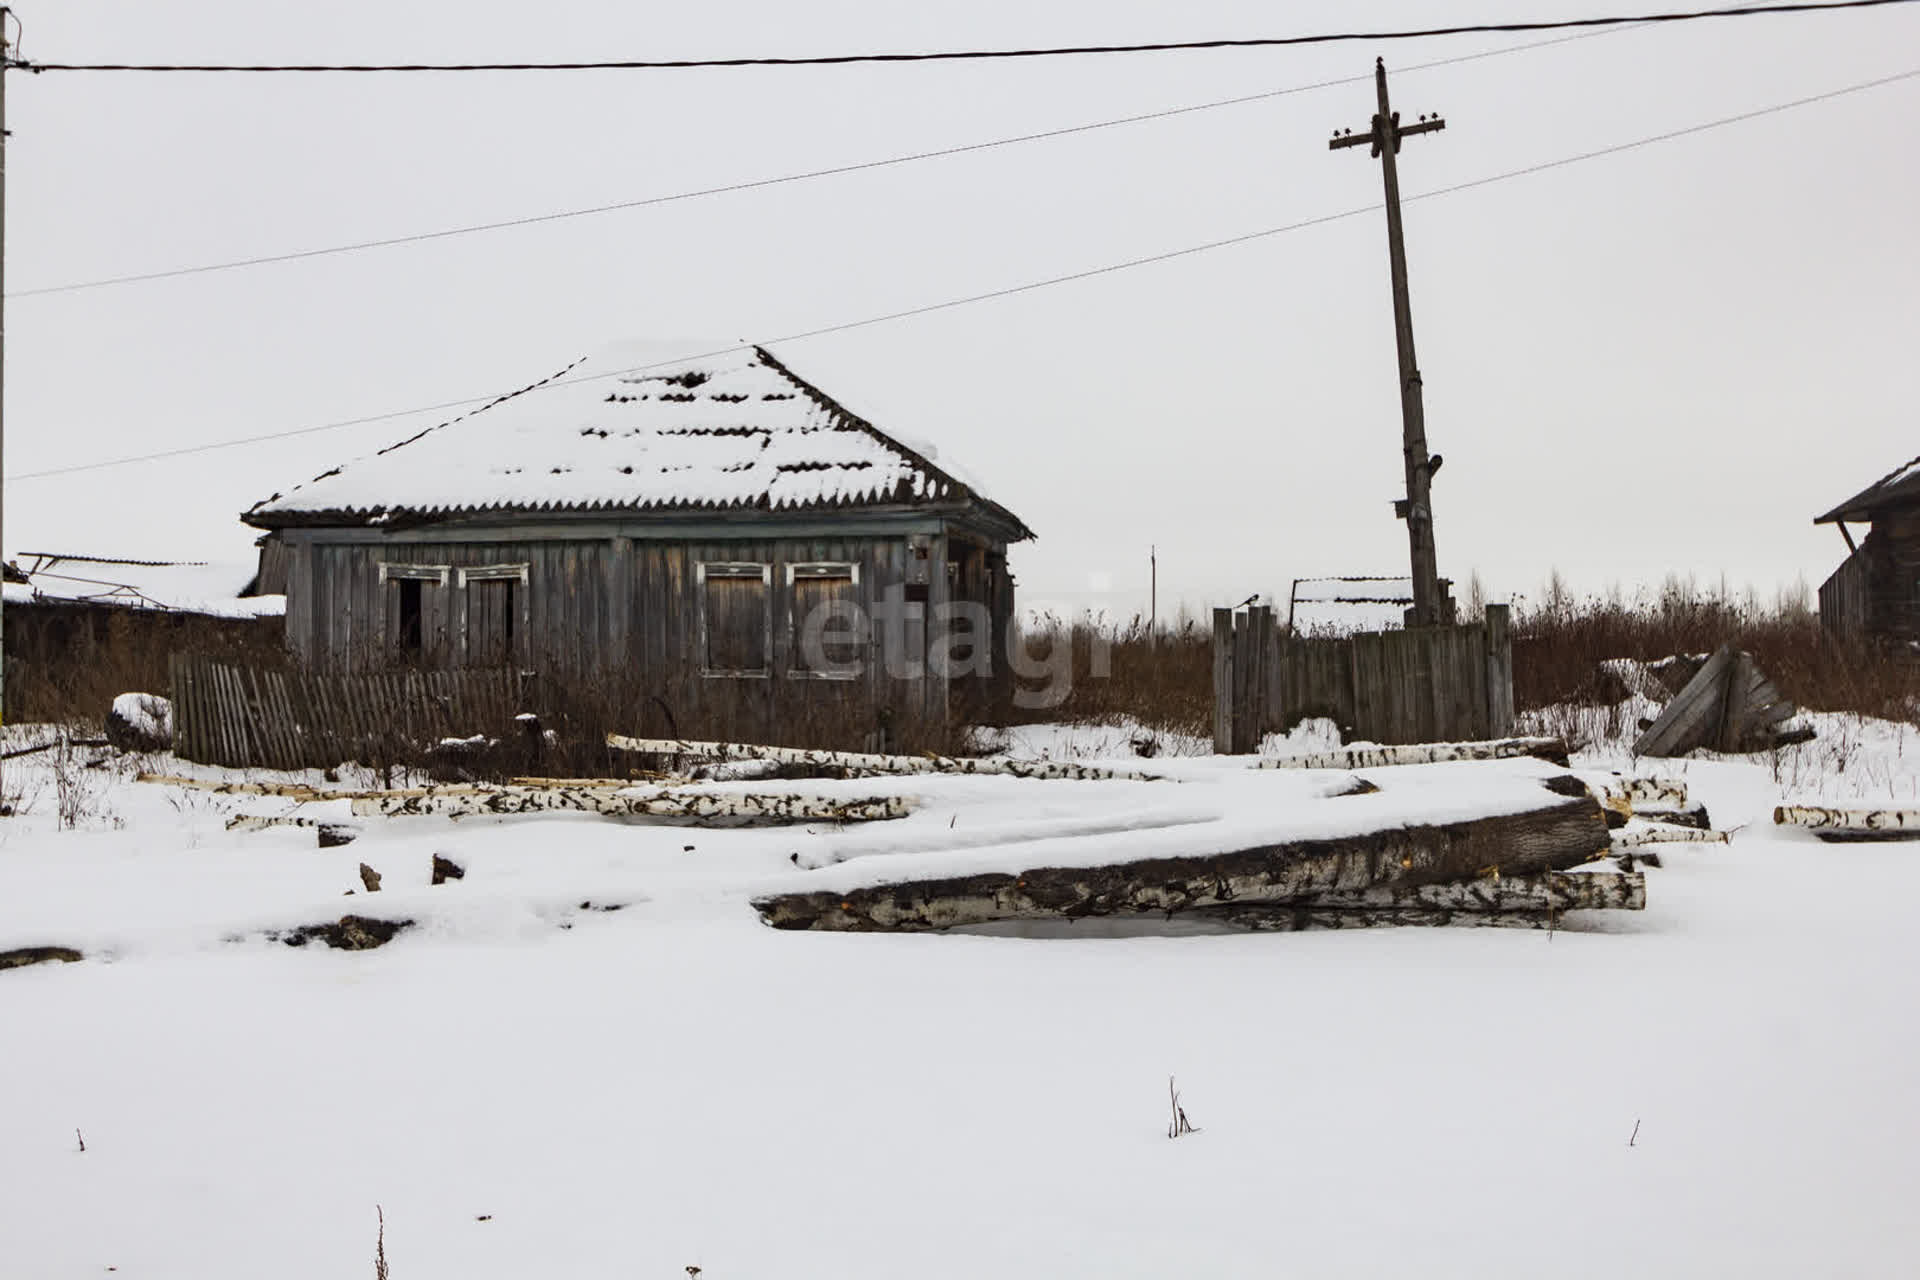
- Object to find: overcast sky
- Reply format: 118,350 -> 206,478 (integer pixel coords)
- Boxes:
6,0 -> 1916,620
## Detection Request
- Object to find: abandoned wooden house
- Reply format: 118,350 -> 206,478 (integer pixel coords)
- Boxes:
242,342 -> 1033,740
1815,453 -> 1920,644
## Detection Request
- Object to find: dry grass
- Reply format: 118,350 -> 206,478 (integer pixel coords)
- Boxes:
4,606 -> 285,727
1511,576 -> 1918,719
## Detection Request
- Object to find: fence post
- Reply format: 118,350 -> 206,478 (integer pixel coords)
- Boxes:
1212,608 -> 1233,755
1484,603 -> 1514,737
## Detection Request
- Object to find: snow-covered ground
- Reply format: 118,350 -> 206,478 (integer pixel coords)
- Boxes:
4,715 -> 1920,1278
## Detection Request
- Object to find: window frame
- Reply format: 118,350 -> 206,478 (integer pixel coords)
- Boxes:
457,564 -> 530,667
377,562 -> 451,586
696,561 -> 773,678
456,563 -> 530,586
785,561 -> 863,681
378,562 -> 450,656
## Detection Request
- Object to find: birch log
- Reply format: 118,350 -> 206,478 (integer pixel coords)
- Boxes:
1195,907 -> 1561,932
1290,870 -> 1643,913
754,782 -> 1610,931
605,735 -> 1172,782
1249,736 -> 1570,771
1611,824 -> 1729,847
353,786 -> 910,823
1774,805 -> 1920,837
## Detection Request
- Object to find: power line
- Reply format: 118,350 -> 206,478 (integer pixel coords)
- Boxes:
9,27 -> 1636,299
10,64 -> 1916,483
10,1 -> 1913,74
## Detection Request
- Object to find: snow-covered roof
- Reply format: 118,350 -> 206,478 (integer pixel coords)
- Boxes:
2,553 -> 284,619
245,342 -> 1032,538
1817,453 -> 1920,524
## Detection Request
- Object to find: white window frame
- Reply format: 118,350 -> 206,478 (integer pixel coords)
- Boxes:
456,563 -> 530,586
696,561 -> 772,678
378,562 -> 451,586
456,564 -> 530,666
786,562 -> 863,680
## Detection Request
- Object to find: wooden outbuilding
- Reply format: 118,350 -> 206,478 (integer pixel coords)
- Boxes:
1815,454 -> 1920,644
242,342 -> 1033,744
1,551 -> 283,721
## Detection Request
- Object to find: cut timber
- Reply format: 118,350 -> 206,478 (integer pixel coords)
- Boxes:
1193,872 -> 1640,932
1612,823 -> 1728,847
1634,645 -> 1800,757
1195,907 -> 1562,931
605,735 -> 1172,782
140,773 -> 329,800
1290,870 -> 1643,913
353,786 -> 910,824
753,779 -> 1609,931
1250,736 -> 1570,771
1775,805 -> 1920,841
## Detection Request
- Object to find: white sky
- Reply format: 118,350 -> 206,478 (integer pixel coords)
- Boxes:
6,0 -> 1916,621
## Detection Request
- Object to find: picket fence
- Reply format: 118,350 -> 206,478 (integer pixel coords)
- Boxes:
169,654 -> 534,770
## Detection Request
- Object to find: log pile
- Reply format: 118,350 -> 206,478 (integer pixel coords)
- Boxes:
754,774 -> 1618,932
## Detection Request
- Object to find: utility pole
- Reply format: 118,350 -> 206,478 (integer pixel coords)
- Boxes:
2,10 -> 11,767
1331,58 -> 1453,628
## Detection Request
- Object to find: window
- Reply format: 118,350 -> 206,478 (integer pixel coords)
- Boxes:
788,562 -> 862,678
697,562 -> 770,676
378,563 -> 450,657
458,564 -> 528,666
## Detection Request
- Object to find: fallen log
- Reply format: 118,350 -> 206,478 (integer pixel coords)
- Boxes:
1774,804 -> 1920,841
354,786 -> 911,823
1612,824 -> 1729,847
1194,907 -> 1569,932
1635,803 -> 1712,831
754,779 -> 1609,931
604,735 -> 1171,782
1291,870 -> 1644,913
1250,736 -> 1570,771
139,773 -> 330,800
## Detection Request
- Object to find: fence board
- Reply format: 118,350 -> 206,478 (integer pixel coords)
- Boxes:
169,656 -> 534,771
1215,605 -> 1515,749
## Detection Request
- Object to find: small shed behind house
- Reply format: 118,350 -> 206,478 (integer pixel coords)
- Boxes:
1815,454 -> 1920,644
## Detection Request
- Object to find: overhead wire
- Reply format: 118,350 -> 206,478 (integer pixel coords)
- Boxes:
13,64 -> 1915,484
9,24 -> 1640,299
8,0 -> 1912,73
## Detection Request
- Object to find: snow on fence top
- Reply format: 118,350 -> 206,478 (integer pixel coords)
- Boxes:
2,552 -> 283,619
243,341 -> 1032,534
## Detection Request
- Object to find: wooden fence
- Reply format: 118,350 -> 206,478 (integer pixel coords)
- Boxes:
1213,604 -> 1513,753
170,654 -> 535,770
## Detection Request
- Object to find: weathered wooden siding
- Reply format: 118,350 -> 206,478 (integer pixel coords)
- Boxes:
278,521 -> 1009,746
1819,546 -> 1869,638
1213,604 -> 1515,751
1818,505 -> 1920,644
